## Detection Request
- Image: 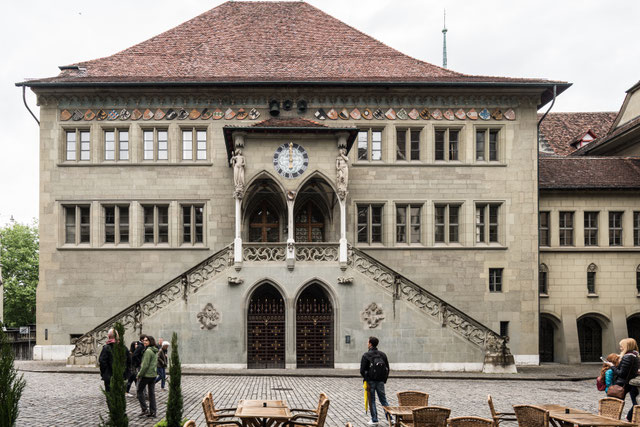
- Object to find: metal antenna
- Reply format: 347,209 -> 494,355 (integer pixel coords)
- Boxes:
442,9 -> 448,69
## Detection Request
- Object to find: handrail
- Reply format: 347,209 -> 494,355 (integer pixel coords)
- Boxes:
69,244 -> 233,360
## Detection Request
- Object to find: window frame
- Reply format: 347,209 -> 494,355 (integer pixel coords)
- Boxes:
539,211 -> 550,246
142,128 -> 169,161
489,268 -> 503,293
434,127 -> 461,162
539,264 -> 549,296
142,204 -> 170,245
634,212 -> 640,246
357,128 -> 383,162
395,128 -> 421,161
63,204 -> 91,245
103,204 -> 130,246
395,203 -> 422,245
181,204 -> 205,245
608,211 -> 623,246
584,211 -> 599,246
587,263 -> 597,295
559,211 -> 574,246
356,203 -> 384,245
475,127 -> 501,162
434,203 -> 461,244
181,127 -> 208,161
64,128 -> 91,162
103,128 -> 130,162
475,203 -> 501,244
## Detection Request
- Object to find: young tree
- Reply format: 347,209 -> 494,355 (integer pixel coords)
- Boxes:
0,322 -> 27,427
0,221 -> 38,327
101,322 -> 128,427
166,332 -> 183,427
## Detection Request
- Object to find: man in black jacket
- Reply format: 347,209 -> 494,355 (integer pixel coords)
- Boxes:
98,329 -> 116,392
360,336 -> 390,425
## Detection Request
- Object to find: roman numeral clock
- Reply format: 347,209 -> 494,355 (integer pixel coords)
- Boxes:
273,142 -> 309,178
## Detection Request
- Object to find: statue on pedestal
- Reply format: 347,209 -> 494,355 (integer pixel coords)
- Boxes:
336,148 -> 349,200
231,149 -> 245,198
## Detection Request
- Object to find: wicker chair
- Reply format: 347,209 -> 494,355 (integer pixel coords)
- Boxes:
284,397 -> 330,427
184,421 -> 196,427
397,391 -> 430,423
449,416 -> 494,427
290,393 -> 329,421
201,392 -> 242,427
598,397 -> 624,420
513,405 -> 549,427
631,405 -> 640,424
488,395 -> 517,425
400,406 -> 451,427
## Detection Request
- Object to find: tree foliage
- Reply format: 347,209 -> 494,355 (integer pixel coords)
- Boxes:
0,221 -> 38,327
0,322 -> 27,427
166,332 -> 183,427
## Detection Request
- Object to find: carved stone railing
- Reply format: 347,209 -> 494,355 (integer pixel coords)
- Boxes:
243,243 -> 286,261
348,245 -> 512,359
69,245 -> 233,364
295,243 -> 339,261
242,243 -> 340,262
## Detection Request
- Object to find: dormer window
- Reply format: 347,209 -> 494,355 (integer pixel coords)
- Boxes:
572,130 -> 596,149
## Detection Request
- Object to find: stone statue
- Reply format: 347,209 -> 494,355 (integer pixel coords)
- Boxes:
336,148 -> 349,200
231,149 -> 245,198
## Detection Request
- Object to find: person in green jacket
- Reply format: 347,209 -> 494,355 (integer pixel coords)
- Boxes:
137,335 -> 159,418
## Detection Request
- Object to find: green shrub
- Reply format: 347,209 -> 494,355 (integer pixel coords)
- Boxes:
0,322 -> 26,427
101,322 -> 128,426
165,332 -> 183,427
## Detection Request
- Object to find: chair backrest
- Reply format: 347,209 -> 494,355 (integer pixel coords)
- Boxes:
631,405 -> 640,424
513,405 -> 549,427
345,424 -> 352,427
412,406 -> 451,427
202,392 -> 217,422
449,416 -> 494,427
398,391 -> 430,407
599,397 -> 624,420
316,393 -> 328,414
487,395 -> 498,420
184,421 -> 196,427
316,398 -> 331,427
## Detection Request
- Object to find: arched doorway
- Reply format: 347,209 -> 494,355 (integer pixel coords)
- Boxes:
249,200 -> 280,242
577,316 -> 602,362
296,284 -> 334,368
539,316 -> 555,362
247,283 -> 285,368
295,201 -> 324,242
627,315 -> 640,346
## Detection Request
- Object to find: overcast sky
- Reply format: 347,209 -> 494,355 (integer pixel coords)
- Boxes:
1,0 -> 639,225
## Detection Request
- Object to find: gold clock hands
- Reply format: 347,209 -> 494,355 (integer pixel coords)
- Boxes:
288,142 -> 293,169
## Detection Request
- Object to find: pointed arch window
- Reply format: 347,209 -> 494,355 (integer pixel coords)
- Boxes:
636,265 -> 640,295
539,263 -> 549,296
295,202 -> 324,242
587,263 -> 598,295
249,201 -> 280,242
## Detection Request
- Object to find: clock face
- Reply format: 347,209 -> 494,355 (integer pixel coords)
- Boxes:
273,142 -> 309,178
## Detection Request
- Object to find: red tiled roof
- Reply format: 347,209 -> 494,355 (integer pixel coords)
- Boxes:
251,117 -> 328,128
538,112 -> 617,156
539,157 -> 640,190
571,114 -> 640,156
20,1 -> 567,89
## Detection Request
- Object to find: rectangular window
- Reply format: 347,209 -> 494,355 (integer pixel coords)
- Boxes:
587,271 -> 596,294
489,268 -> 503,292
637,271 -> 640,294
634,212 -> 640,246
104,129 -> 129,161
143,129 -> 168,161
609,211 -> 623,246
559,211 -> 574,246
539,211 -> 550,246
65,129 -> 90,161
396,129 -> 406,160
435,204 -> 460,243
357,204 -> 383,244
357,129 -> 382,161
435,128 -> 460,161
476,128 -> 500,161
476,203 -> 500,243
182,204 -> 204,244
410,130 -> 420,161
143,205 -> 169,245
104,205 -> 129,245
584,212 -> 599,246
500,321 -> 509,339
64,205 -> 90,244
396,129 -> 420,161
182,129 -> 207,161
539,270 -> 548,295
396,205 -> 421,244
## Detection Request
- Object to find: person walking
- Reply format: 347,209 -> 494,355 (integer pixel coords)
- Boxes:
608,338 -> 639,421
137,335 -> 159,418
155,341 -> 169,390
360,336 -> 390,425
598,353 -> 620,393
126,336 -> 145,397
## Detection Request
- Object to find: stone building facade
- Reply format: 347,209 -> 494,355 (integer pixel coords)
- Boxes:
19,1 -> 578,370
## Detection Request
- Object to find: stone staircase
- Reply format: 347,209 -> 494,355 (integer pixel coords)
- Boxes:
68,242 -> 515,372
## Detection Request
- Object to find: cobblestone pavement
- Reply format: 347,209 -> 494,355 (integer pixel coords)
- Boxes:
17,370 -> 628,427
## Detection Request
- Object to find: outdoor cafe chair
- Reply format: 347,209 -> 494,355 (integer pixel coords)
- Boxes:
598,397 -> 624,420
184,421 -> 196,427
488,395 -> 517,425
284,397 -> 330,427
397,391 -> 430,423
290,393 -> 328,420
449,416 -> 495,427
400,406 -> 451,427
202,392 -> 242,427
513,405 -> 549,427
632,406 -> 640,424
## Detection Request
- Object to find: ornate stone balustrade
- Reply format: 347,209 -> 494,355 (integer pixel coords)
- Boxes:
242,243 -> 340,262
347,246 -> 511,357
68,245 -> 233,363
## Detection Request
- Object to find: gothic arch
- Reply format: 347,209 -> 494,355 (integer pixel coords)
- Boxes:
294,279 -> 335,368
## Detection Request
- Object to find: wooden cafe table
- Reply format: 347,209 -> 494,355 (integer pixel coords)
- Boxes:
235,400 -> 293,427
538,404 -> 636,427
383,406 -> 422,427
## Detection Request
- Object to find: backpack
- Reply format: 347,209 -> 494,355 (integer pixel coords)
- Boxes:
596,375 -> 605,391
368,351 -> 388,382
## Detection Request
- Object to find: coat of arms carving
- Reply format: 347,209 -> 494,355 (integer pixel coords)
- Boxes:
197,303 -> 221,330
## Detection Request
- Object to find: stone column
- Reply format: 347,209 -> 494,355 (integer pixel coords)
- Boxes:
232,133 -> 246,270
336,133 -> 350,269
339,199 -> 347,269
234,197 -> 242,270
286,191 -> 295,270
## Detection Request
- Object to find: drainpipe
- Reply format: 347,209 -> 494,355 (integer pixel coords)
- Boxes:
536,84 -> 557,364
22,86 -> 40,126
